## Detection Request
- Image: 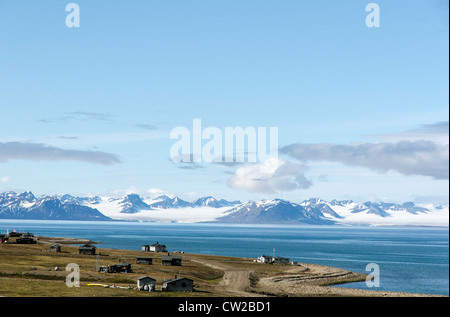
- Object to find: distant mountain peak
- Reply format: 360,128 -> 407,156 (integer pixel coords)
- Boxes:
18,191 -> 36,201
329,199 -> 354,206
155,195 -> 171,200
219,198 -> 335,225
118,194 -> 151,214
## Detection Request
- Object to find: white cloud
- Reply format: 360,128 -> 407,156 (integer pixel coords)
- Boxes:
0,142 -> 121,165
369,121 -> 449,145
104,187 -> 173,199
1,176 -> 10,182
281,140 -> 449,180
146,188 -> 172,198
227,158 -> 312,193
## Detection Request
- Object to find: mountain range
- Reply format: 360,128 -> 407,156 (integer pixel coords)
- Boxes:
0,191 -> 109,221
0,191 -> 448,226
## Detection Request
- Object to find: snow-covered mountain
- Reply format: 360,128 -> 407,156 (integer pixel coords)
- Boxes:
146,195 -> 192,209
191,196 -> 241,208
300,197 -> 344,219
0,191 -> 110,221
115,194 -> 152,214
0,191 -> 448,226
313,198 -> 448,226
217,199 -> 335,225
81,195 -> 242,222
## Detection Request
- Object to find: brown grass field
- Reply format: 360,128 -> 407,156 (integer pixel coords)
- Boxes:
0,236 -> 437,297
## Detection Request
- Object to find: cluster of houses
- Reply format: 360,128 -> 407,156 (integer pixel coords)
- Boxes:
0,230 -> 37,244
0,232 -> 195,292
77,241 -> 193,292
141,242 -> 183,266
136,243 -> 192,291
0,227 -> 307,294
77,242 -> 184,269
137,275 -> 194,292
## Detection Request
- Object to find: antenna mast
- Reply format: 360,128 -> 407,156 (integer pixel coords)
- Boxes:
96,240 -> 100,271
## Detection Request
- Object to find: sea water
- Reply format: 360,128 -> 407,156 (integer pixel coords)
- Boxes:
0,220 -> 448,295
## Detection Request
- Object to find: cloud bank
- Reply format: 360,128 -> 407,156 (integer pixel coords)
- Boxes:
39,111 -> 115,123
227,122 -> 449,194
0,142 -> 121,165
370,121 -> 449,144
280,140 -> 449,180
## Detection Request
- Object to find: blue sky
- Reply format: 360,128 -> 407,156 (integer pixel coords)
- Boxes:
0,0 -> 448,204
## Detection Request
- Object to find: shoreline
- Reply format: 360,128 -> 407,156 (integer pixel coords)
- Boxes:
0,235 -> 445,297
38,236 -> 98,245
1,218 -> 449,228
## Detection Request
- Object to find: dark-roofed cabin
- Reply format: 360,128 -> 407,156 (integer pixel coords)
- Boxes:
78,244 -> 96,255
162,277 -> 193,292
272,256 -> 290,265
136,257 -> 153,265
162,255 -> 182,266
16,237 -> 37,244
108,262 -> 132,273
142,242 -> 167,252
49,244 -> 61,252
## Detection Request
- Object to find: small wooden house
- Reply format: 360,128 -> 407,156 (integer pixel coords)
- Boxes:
162,255 -> 182,266
108,262 -> 132,273
142,242 -> 167,252
49,244 -> 61,253
78,244 -> 96,255
16,237 -> 37,244
272,256 -> 290,265
137,276 -> 156,291
136,257 -> 153,265
162,277 -> 193,292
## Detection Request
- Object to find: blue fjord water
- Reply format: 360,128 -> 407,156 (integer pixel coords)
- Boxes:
0,220 -> 448,295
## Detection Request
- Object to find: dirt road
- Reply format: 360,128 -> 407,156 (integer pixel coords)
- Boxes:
191,258 -> 261,297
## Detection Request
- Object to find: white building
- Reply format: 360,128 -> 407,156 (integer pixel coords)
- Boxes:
257,255 -> 272,263
142,242 -> 167,252
137,276 -> 156,291
257,255 -> 290,265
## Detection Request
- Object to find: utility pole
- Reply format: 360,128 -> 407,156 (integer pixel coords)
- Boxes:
96,240 -> 100,272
